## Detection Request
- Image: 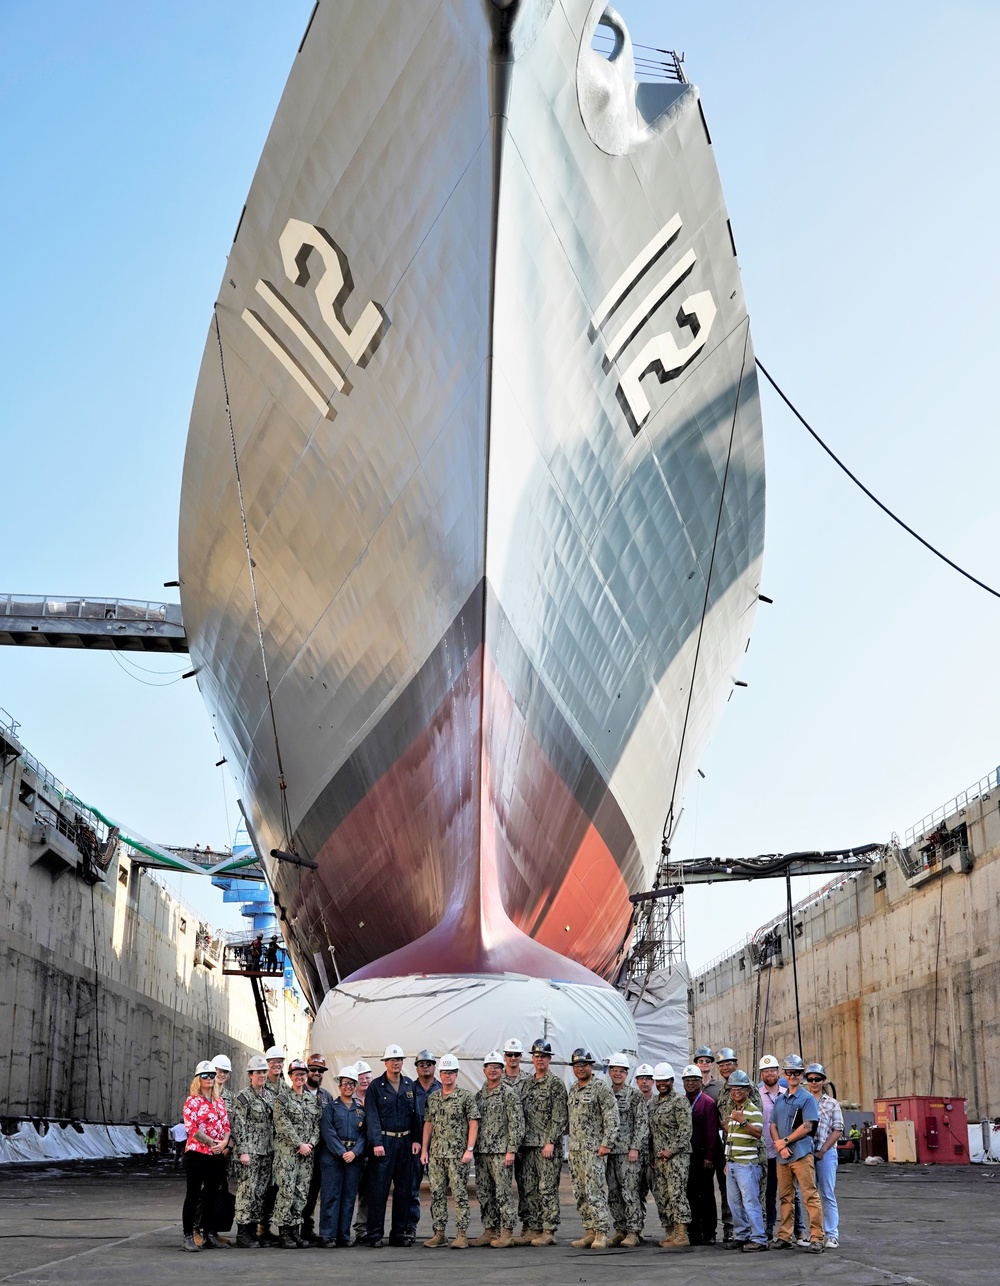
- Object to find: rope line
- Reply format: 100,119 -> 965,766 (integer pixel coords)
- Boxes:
756,359 -> 1000,600
213,307 -> 296,850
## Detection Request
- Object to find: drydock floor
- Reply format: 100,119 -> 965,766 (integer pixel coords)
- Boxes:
0,1158 -> 994,1285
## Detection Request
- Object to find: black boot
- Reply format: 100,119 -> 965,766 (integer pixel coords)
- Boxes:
182,1234 -> 200,1252
203,1231 -> 229,1249
291,1225 -> 311,1248
235,1224 -> 259,1249
258,1225 -> 276,1247
277,1226 -> 299,1249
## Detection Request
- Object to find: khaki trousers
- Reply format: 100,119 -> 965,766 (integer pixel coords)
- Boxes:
776,1153 -> 824,1243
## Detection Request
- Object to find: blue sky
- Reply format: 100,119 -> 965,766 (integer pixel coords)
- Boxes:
2,2 -> 998,965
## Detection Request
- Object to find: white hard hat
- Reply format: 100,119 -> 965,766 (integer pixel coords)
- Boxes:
264,1046 -> 285,1061
338,1065 -> 358,1081
483,1049 -> 504,1066
246,1055 -> 268,1072
681,1064 -> 702,1078
211,1055 -> 232,1072
607,1053 -> 630,1069
653,1062 -> 675,1080
634,1063 -> 655,1077
195,1060 -> 215,1075
502,1038 -> 523,1054
354,1060 -> 372,1074
759,1054 -> 780,1069
382,1043 -> 405,1060
438,1054 -> 459,1072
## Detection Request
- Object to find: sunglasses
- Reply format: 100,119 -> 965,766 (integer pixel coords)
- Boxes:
199,1072 -> 217,1079
786,1070 -> 803,1076
805,1076 -> 824,1083
506,1053 -> 522,1059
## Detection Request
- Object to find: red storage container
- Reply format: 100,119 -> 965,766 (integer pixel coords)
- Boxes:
873,1096 -> 969,1164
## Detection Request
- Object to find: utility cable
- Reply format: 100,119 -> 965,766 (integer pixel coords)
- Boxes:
213,307 -> 296,851
109,652 -> 183,686
756,359 -> 1000,601
111,653 -> 188,676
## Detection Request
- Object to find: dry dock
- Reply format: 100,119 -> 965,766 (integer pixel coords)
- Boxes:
0,1157 -> 994,1285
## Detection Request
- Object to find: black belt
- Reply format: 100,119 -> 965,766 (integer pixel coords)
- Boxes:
382,1130 -> 410,1138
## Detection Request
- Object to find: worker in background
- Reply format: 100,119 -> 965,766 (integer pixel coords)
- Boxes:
566,1047 -> 617,1251
408,1050 -> 441,1242
605,1053 -> 647,1248
721,1069 -> 767,1251
271,1057 -> 320,1248
363,1044 -> 421,1247
420,1054 -> 479,1248
681,1062 -> 721,1245
230,1054 -> 274,1249
770,1054 -> 824,1253
301,1054 -> 333,1243
145,1125 -> 158,1155
514,1037 -> 568,1247
848,1122 -> 861,1162
805,1063 -> 843,1249
472,1050 -> 525,1248
633,1062 -> 656,1241
695,1045 -> 730,1240
757,1054 -> 784,1241
317,1066 -> 367,1247
648,1062 -> 692,1250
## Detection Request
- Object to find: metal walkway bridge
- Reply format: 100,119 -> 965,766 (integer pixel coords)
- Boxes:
0,595 -> 187,652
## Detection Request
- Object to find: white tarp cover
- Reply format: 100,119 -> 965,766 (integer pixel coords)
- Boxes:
312,973 -> 639,1087
620,964 -> 690,1070
968,1126 -> 986,1163
0,1122 -> 146,1166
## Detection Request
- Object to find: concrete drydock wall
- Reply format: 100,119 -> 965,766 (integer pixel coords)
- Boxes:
0,748 -> 309,1125
690,794 -> 1000,1118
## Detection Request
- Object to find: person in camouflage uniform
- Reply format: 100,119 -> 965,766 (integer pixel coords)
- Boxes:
605,1054 -> 648,1247
271,1058 -> 321,1247
632,1063 -> 656,1238
230,1055 -> 274,1248
518,1038 -> 568,1246
648,1062 -> 693,1249
420,1055 -> 480,1248
471,1051 -> 524,1248
258,1046 -> 287,1245
566,1048 -> 618,1250
500,1039 -> 531,1235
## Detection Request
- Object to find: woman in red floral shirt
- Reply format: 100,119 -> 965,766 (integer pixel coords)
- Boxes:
182,1059 -> 232,1252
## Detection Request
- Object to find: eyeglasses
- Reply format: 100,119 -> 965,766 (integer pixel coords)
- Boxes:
805,1076 -> 824,1083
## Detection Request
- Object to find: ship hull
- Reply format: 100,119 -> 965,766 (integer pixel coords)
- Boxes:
179,0 -> 764,1005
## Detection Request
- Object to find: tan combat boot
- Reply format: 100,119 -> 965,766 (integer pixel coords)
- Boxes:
512,1227 -> 541,1246
591,1232 -> 609,1249
468,1227 -> 498,1247
531,1230 -> 557,1246
621,1231 -> 641,1248
423,1230 -> 447,1248
491,1228 -> 515,1248
571,1230 -> 596,1248
451,1230 -> 468,1249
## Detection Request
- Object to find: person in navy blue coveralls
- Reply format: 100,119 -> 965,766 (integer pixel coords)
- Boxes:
318,1066 -> 367,1247
364,1044 -> 422,1246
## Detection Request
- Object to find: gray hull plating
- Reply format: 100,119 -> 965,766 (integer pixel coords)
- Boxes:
179,0 -> 764,999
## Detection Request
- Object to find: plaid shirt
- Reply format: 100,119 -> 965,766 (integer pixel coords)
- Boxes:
814,1093 -> 844,1149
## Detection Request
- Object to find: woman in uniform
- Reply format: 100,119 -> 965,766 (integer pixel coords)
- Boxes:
230,1054 -> 274,1248
318,1066 -> 367,1247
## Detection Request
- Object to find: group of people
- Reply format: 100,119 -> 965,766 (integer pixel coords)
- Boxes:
177,1037 -> 843,1255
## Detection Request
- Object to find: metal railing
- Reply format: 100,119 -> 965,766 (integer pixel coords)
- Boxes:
0,594 -> 180,624
905,768 -> 1000,846
0,706 -> 20,738
591,32 -> 688,83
